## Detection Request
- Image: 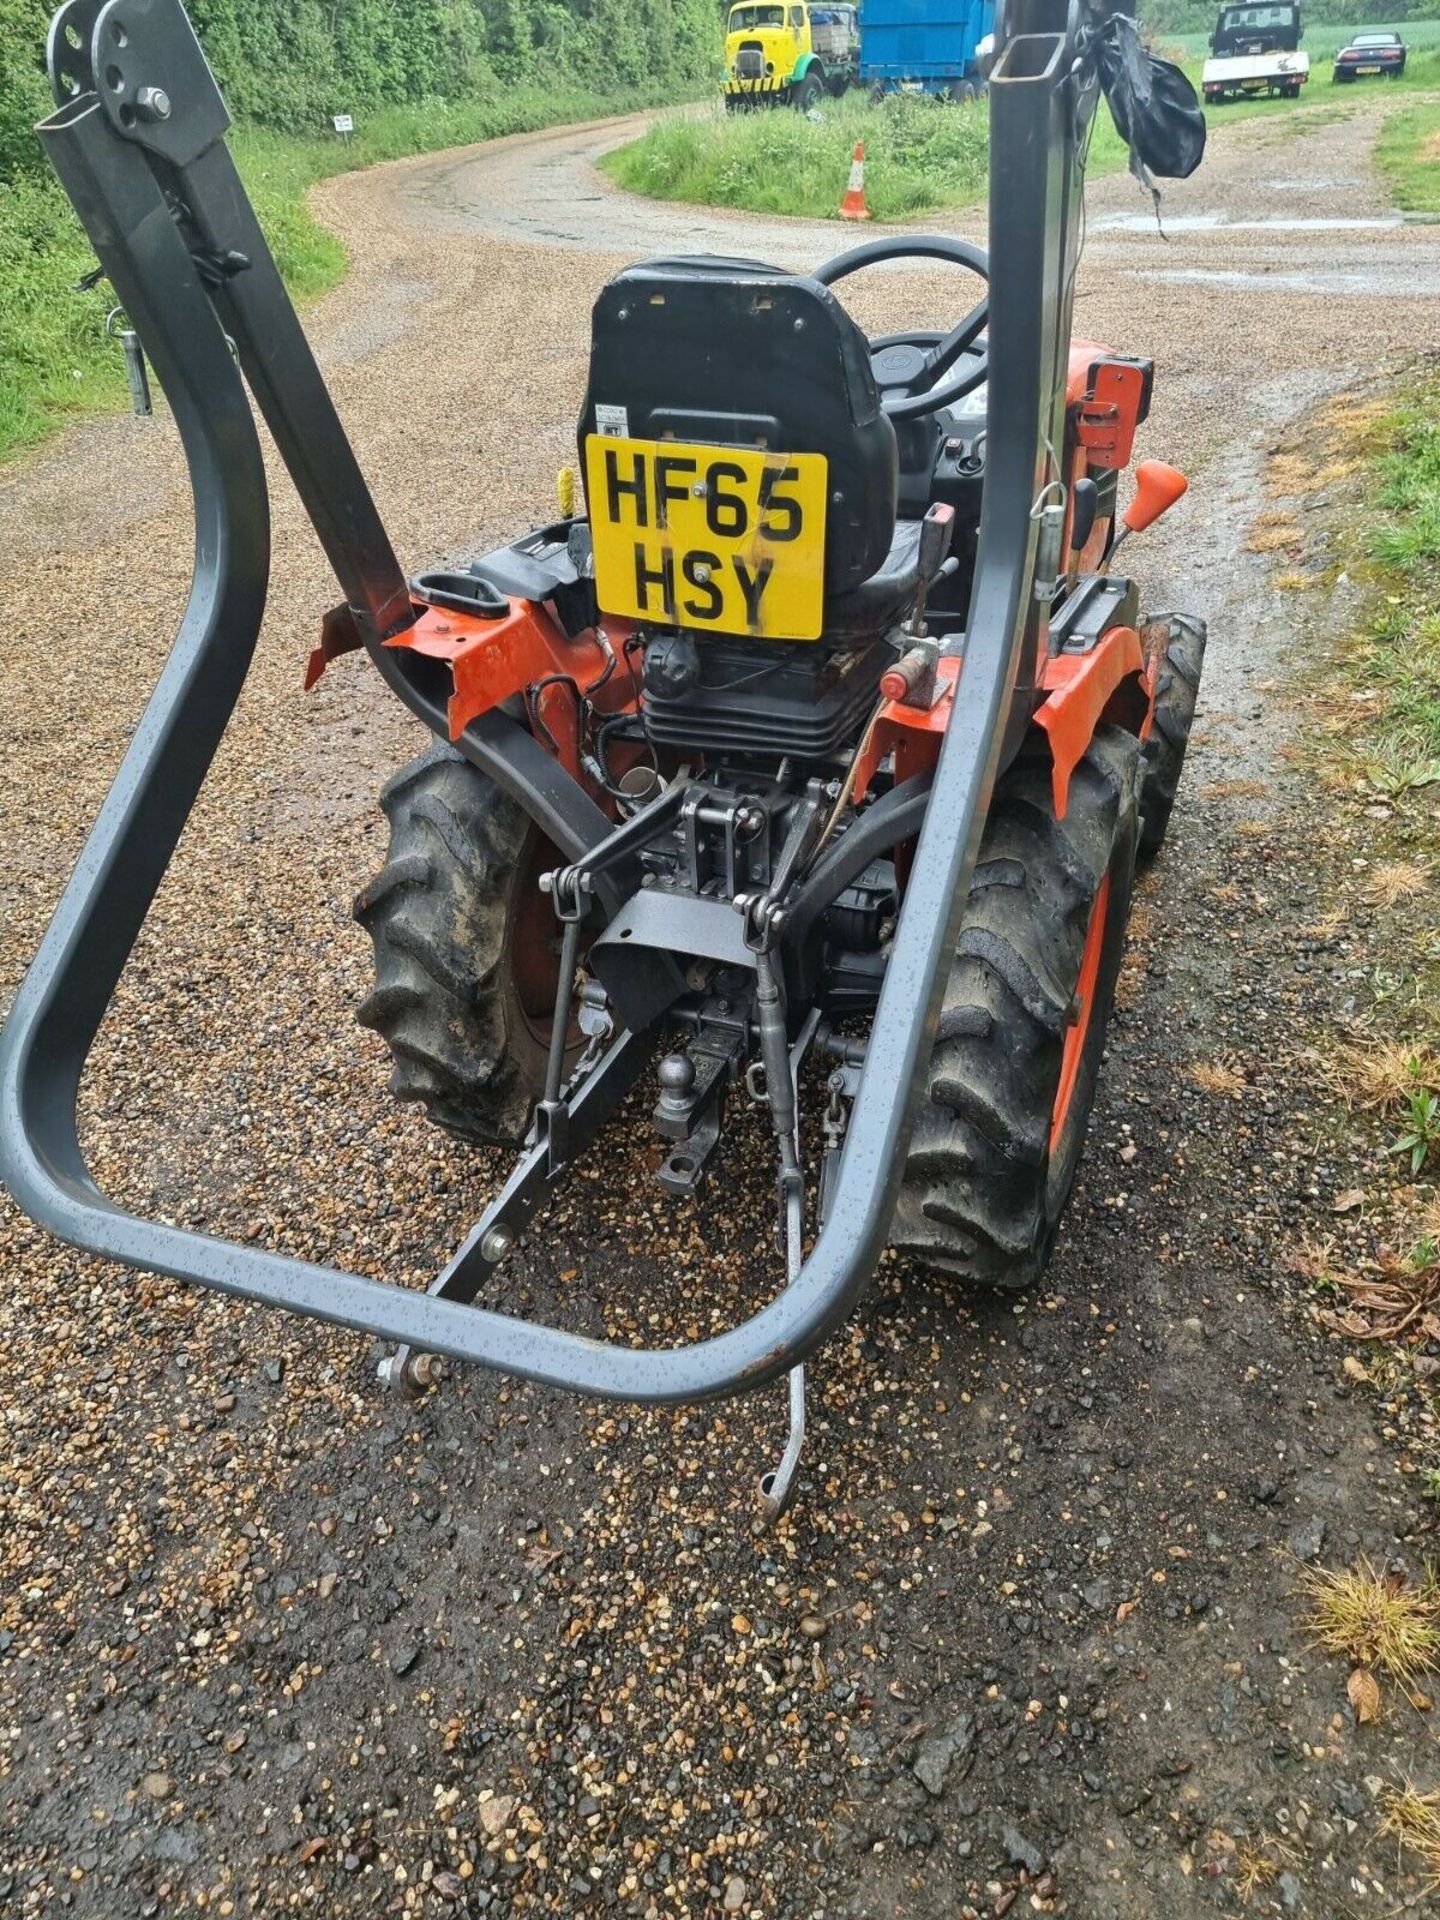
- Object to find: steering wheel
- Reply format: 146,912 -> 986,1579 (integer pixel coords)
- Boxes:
811,235 -> 989,422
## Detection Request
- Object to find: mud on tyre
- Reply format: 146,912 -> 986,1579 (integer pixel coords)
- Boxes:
893,726 -> 1141,1291
354,744 -> 564,1146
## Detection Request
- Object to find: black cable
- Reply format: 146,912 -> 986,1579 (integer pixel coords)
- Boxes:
526,673 -> 581,764
595,711 -> 656,803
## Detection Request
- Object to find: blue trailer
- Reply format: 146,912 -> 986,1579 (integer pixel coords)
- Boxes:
859,0 -> 997,98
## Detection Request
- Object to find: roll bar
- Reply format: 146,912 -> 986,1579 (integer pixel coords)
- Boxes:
0,0 -> 1098,1404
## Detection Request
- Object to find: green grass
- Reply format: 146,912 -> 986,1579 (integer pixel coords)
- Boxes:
1377,99 -> 1440,215
1314,378 -> 1440,796
602,88 -> 1131,222
0,80 -> 699,465
1163,18 -> 1440,60
1357,380 -> 1440,771
0,172 -> 119,462
600,35 -> 1420,226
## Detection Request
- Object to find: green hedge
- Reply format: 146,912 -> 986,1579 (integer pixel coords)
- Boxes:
0,0 -> 717,458
1,0 -> 719,175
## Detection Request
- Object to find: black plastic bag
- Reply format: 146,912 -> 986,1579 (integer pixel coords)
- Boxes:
1086,12 -> 1206,186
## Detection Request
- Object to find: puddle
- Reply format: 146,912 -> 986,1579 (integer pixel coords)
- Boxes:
1092,212 -> 1402,233
1135,263 -> 1440,297
1265,177 -> 1363,193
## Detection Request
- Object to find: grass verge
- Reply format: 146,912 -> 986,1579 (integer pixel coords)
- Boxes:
1254,360 -> 1440,1896
601,88 -> 1130,221
1269,368 -> 1440,1477
0,82 -> 696,466
1377,98 -> 1440,218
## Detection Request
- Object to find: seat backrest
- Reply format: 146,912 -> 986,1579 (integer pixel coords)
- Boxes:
578,255 -> 897,596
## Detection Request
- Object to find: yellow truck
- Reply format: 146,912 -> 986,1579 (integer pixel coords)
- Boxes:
724,2 -> 861,110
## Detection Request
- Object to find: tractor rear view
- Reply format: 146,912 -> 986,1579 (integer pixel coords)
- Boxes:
0,0 -> 1207,1516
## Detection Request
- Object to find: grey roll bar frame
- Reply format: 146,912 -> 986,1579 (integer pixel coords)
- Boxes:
0,0 -> 1097,1406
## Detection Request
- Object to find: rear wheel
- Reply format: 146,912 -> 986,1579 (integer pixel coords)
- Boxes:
354,744 -> 567,1146
1138,613 -> 1207,860
893,727 -> 1141,1291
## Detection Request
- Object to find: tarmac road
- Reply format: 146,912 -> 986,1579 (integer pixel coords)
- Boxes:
1,90 -> 1438,1919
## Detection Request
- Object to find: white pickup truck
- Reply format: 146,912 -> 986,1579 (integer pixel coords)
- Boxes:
1202,0 -> 1309,102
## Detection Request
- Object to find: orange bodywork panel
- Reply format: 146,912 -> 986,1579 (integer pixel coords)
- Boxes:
387,598 -> 616,742
852,663 -> 961,807
309,598 -> 638,761
852,624 -> 1150,824
1035,625 -> 1146,819
1075,361 -> 1150,472
1067,339 -> 1109,406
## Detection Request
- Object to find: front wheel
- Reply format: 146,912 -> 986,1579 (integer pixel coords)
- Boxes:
893,728 -> 1141,1291
1138,614 -> 1207,860
794,70 -> 824,111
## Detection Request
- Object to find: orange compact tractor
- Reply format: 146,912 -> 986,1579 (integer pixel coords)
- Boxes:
2,0 -> 1205,1513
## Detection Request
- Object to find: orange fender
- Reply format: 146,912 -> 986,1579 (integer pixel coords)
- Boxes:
1035,625 -> 1146,819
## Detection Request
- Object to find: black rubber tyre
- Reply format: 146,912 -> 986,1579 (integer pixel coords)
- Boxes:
1137,613 -> 1207,861
892,726 -> 1141,1292
795,70 -> 824,110
354,743 -> 559,1146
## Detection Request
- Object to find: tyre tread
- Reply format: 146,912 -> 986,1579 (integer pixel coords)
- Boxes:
355,743 -> 542,1145
892,729 -> 1140,1290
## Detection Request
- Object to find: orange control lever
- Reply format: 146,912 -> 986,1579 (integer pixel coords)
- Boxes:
1123,460 -> 1189,534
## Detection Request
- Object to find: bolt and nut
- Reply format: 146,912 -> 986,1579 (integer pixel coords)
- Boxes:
480,1223 -> 515,1264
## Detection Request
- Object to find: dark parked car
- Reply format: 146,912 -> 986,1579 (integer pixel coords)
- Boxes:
1333,30 -> 1407,81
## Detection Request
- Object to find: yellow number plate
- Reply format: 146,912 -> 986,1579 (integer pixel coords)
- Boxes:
584,435 -> 828,642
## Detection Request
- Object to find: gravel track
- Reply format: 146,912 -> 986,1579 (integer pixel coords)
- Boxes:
2,92 -> 1439,1919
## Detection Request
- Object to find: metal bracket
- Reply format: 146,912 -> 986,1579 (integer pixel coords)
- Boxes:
653,1034 -> 741,1195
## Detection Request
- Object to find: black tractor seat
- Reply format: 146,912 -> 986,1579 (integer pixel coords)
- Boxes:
578,254 -> 900,611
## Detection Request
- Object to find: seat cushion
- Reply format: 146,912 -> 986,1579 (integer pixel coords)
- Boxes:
823,518 -> 922,642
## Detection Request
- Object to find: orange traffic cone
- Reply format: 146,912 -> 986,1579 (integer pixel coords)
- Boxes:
839,140 -> 870,221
